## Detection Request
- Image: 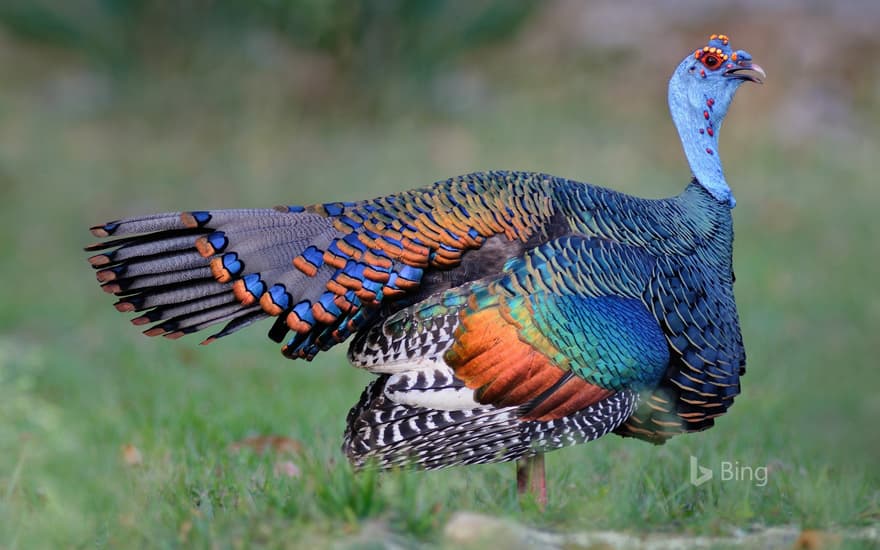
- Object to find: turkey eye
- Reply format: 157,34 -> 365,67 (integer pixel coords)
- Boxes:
703,55 -> 719,69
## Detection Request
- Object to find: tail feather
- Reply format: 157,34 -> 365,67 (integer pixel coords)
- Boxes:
102,266 -> 213,294
89,212 -> 189,238
130,291 -> 233,324
201,310 -> 268,344
89,209 -> 294,239
89,172 -> 567,358
113,280 -> 229,312
87,234 -> 200,265
89,207 -> 339,345
147,302 -> 260,339
99,250 -> 208,281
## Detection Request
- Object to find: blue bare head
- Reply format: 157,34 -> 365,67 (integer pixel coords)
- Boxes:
668,34 -> 765,207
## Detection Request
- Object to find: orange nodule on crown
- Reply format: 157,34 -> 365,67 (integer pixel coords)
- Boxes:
696,34 -> 732,61
695,46 -> 730,61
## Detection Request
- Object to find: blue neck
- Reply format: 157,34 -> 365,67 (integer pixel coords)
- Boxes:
668,75 -> 736,208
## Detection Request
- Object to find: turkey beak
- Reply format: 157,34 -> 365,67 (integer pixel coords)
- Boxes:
723,62 -> 765,84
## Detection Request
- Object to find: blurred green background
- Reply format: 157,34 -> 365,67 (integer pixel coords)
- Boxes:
1,0 -> 878,547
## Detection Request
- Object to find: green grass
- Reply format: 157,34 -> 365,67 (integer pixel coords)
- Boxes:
1,30 -> 878,548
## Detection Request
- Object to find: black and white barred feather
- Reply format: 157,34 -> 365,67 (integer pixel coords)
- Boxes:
342,366 -> 639,470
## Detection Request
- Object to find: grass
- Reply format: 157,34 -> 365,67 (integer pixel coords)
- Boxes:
1,27 -> 879,548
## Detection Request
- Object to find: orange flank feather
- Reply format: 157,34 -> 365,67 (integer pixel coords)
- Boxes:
446,306 -> 614,421
522,376 -> 612,422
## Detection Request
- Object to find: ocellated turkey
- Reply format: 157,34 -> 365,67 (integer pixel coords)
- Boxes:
86,35 -> 763,505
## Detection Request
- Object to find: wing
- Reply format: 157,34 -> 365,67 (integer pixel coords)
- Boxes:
86,171 -> 568,359
343,235 -> 669,468
447,292 -> 669,420
614,256 -> 746,442
351,235 -> 669,418
444,236 -> 669,419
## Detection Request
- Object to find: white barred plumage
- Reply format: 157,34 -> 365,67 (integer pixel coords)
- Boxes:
342,365 -> 640,470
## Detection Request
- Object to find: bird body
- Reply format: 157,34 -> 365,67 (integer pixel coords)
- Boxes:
87,34 -> 762,499
342,178 -> 744,469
